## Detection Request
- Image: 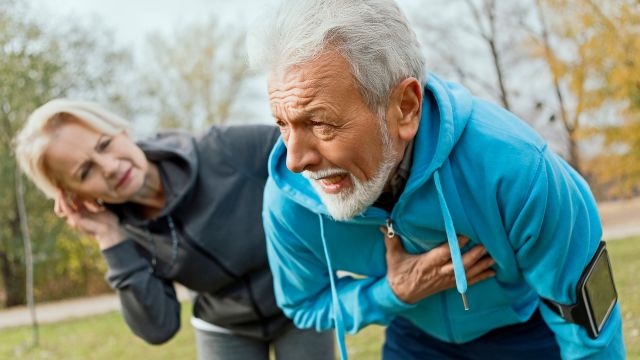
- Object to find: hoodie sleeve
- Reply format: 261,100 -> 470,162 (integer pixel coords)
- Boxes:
503,146 -> 625,359
102,239 -> 181,345
262,178 -> 415,333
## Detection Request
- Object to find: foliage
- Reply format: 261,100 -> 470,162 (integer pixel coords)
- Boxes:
0,0 -> 131,307
1,236 -> 639,358
530,0 -> 640,195
140,17 -> 254,133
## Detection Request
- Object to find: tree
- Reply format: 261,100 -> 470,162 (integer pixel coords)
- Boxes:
140,17 -> 254,133
529,0 -> 640,195
0,0 -> 132,309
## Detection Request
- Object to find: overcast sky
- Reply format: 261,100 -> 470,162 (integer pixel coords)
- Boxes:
28,0 -> 419,53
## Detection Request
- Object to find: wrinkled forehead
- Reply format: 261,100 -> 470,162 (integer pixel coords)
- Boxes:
267,52 -> 360,115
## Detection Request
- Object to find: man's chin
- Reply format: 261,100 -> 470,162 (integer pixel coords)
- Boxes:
318,193 -> 370,221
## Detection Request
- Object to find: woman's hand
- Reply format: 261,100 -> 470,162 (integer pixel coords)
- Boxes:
382,228 -> 496,304
54,190 -> 126,250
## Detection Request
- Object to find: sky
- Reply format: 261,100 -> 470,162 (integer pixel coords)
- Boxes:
25,0 -> 423,133
28,0 -> 420,55
29,0 -> 266,51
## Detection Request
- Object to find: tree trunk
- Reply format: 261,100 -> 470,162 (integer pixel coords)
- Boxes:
0,251 -> 25,307
16,168 -> 39,346
567,129 -> 582,174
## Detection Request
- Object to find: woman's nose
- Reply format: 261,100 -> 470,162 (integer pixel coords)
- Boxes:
95,154 -> 119,178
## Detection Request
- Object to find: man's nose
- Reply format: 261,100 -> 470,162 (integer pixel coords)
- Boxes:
285,129 -> 321,173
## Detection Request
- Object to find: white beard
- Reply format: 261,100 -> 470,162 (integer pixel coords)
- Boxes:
302,124 -> 398,221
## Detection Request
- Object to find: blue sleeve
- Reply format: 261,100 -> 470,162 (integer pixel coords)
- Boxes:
262,179 -> 414,334
505,147 -> 625,359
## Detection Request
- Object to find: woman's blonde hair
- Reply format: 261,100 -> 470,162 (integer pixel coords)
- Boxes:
14,99 -> 130,199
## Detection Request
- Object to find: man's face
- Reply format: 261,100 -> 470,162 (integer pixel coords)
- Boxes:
268,51 -> 401,220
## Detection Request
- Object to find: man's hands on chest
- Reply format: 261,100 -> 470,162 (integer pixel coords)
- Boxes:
381,228 -> 496,304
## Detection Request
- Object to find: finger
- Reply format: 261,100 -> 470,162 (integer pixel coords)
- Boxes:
54,195 -> 64,217
465,256 -> 496,279
467,269 -> 496,286
461,245 -> 488,269
83,199 -> 102,213
440,260 -> 455,276
57,193 -> 76,216
427,235 -> 471,263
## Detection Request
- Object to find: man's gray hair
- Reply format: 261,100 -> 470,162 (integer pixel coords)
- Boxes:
247,0 -> 426,115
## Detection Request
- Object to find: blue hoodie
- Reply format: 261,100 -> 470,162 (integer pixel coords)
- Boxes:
262,74 -> 625,359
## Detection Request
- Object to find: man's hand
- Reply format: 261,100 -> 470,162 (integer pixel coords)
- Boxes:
382,228 -> 496,304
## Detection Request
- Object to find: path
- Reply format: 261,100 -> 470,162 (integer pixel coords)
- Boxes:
0,198 -> 638,330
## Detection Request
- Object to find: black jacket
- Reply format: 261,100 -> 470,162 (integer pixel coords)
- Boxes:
102,124 -> 288,344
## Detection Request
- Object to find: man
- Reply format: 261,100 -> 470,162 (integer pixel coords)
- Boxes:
249,0 -> 625,359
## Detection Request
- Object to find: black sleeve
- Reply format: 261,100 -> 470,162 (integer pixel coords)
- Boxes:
102,239 -> 181,345
200,124 -> 281,181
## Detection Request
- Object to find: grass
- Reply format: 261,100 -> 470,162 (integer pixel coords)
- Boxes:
0,237 -> 637,359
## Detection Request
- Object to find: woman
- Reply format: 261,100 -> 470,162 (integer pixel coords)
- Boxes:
15,99 -> 335,360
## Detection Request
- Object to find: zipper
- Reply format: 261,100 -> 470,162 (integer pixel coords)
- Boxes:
385,218 -> 395,238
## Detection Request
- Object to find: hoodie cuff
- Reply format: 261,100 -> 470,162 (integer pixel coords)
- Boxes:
102,239 -> 149,288
370,277 -> 417,314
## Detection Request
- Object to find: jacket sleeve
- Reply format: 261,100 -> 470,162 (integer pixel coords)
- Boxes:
262,178 -> 415,334
102,239 -> 181,345
503,146 -> 625,359
201,124 -> 281,181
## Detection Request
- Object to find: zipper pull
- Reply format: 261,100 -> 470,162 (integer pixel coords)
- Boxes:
385,218 -> 395,238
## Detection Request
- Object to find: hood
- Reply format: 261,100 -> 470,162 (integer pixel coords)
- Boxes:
267,73 -> 474,360
268,73 -> 473,212
108,130 -> 198,226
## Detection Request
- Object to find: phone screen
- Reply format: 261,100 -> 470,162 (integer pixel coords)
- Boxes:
584,248 -> 617,332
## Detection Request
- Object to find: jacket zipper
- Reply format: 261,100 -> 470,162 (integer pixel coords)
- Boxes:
385,218 -> 395,237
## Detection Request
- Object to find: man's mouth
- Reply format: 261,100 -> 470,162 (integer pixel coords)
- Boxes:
317,174 -> 350,194
115,167 -> 133,189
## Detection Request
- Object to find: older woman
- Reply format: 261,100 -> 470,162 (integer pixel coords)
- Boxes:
15,99 -> 335,360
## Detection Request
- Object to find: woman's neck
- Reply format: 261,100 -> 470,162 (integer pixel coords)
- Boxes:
131,162 -> 166,216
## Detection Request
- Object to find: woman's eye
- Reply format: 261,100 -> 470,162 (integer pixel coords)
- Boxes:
99,138 -> 112,151
80,165 -> 92,181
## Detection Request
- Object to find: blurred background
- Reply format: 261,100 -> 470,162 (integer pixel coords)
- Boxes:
0,0 -> 638,358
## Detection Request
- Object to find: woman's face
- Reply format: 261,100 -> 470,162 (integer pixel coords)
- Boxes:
44,120 -> 149,204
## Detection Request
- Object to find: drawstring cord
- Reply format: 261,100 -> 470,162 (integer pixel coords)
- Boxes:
319,215 -> 349,360
434,171 -> 469,309
319,170 -> 468,360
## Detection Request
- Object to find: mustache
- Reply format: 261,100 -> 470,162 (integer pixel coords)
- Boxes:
302,168 -> 349,180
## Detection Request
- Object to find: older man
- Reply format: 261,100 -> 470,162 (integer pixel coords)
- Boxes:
249,0 -> 625,359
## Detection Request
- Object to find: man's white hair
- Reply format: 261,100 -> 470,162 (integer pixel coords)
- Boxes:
247,0 -> 426,116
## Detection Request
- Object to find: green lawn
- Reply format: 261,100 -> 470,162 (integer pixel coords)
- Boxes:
1,237 -> 637,359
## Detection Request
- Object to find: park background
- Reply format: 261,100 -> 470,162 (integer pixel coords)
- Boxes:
1,0 -> 639,358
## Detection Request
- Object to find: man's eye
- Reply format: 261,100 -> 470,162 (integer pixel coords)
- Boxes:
312,122 -> 334,134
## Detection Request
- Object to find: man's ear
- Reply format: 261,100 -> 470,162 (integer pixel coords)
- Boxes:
388,77 -> 422,142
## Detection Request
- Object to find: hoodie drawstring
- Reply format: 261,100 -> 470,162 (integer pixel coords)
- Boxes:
319,215 -> 349,360
319,171 -> 467,360
434,170 -> 469,310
